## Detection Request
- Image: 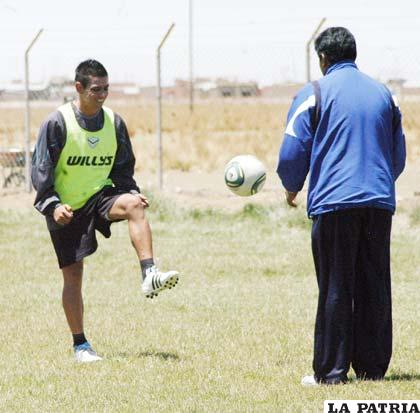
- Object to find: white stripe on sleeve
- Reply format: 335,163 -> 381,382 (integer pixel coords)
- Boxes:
285,94 -> 316,138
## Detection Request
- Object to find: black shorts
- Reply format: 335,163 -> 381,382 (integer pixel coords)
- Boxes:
47,187 -> 127,268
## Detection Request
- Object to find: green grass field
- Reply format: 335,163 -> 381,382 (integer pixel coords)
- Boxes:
0,197 -> 419,412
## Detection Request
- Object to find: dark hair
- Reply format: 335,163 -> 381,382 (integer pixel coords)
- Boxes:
75,59 -> 108,88
314,27 -> 357,65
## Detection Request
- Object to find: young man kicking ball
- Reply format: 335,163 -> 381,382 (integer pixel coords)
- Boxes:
31,59 -> 179,362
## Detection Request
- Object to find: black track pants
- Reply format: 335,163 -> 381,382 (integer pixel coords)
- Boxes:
311,208 -> 393,383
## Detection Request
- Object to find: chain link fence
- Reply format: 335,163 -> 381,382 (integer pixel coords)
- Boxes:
1,15 -> 419,195
0,93 -> 26,193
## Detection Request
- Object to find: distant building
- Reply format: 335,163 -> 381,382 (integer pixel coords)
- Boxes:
260,83 -> 304,101
387,78 -> 406,99
108,82 -> 141,98
211,80 -> 259,98
0,77 -> 313,103
141,78 -> 260,100
49,77 -> 74,100
0,79 -> 51,100
385,78 -> 420,102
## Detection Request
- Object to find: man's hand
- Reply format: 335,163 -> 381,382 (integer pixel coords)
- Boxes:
53,204 -> 74,225
285,190 -> 298,208
136,193 -> 149,208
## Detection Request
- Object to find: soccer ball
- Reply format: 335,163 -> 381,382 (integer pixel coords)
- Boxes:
224,155 -> 266,196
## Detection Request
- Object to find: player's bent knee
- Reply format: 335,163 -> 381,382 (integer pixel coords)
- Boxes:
124,194 -> 145,217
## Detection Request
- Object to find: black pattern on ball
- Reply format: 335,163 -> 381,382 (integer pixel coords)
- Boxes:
225,162 -> 245,188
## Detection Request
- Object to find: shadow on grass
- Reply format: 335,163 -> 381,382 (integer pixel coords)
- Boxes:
138,350 -> 180,361
347,372 -> 420,383
385,372 -> 420,382
112,350 -> 180,361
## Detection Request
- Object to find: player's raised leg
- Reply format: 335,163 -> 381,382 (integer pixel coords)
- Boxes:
108,193 -> 179,298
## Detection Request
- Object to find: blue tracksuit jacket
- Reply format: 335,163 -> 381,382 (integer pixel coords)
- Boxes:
277,61 -> 406,217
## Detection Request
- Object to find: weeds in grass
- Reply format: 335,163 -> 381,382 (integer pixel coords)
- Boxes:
241,203 -> 269,219
409,206 -> 420,226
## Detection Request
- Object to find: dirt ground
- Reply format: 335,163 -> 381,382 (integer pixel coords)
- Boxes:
1,162 -> 419,213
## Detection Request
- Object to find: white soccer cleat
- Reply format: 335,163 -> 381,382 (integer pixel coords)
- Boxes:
142,266 -> 179,299
74,342 -> 103,363
301,375 -> 319,386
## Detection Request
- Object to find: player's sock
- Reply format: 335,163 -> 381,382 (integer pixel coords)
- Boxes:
140,258 -> 155,280
73,332 -> 87,347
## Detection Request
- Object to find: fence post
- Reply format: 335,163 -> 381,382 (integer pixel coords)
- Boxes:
306,18 -> 326,82
24,28 -> 43,193
156,23 -> 175,190
189,0 -> 194,113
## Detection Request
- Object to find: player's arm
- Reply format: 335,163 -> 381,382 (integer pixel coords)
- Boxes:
276,86 -> 315,206
31,112 -> 66,217
391,97 -> 406,180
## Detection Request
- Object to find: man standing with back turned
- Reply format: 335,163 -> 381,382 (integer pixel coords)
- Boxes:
32,59 -> 180,363
277,27 -> 406,385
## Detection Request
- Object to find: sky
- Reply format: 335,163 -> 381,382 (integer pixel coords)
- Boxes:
1,0 -> 420,87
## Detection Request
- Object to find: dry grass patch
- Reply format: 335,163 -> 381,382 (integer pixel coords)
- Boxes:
1,99 -> 420,168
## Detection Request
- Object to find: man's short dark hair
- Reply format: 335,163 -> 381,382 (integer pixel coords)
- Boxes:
75,59 -> 108,88
314,27 -> 357,65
